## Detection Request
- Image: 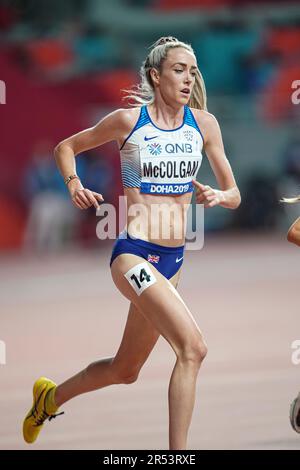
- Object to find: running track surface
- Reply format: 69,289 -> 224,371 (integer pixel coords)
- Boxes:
0,233 -> 299,450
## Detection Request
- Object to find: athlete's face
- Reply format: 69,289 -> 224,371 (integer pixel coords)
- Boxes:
152,47 -> 198,105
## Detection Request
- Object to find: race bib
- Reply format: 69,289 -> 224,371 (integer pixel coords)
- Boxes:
124,262 -> 157,296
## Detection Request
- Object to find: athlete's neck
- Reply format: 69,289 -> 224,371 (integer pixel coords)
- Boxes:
147,102 -> 185,130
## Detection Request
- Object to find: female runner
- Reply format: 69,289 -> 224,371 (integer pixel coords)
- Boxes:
23,36 -> 241,450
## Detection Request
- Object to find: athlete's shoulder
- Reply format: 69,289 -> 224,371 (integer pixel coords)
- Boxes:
189,107 -> 218,126
115,107 -> 145,147
189,108 -> 220,143
116,107 -> 142,125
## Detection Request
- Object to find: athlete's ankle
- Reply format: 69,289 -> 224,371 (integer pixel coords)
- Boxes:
45,386 -> 59,414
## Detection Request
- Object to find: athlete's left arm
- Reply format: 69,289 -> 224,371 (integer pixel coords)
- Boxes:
193,111 -> 241,209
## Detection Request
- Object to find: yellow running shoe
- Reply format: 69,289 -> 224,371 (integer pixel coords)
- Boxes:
23,377 -> 64,444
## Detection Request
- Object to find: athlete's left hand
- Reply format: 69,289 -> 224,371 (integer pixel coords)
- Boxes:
192,180 -> 225,208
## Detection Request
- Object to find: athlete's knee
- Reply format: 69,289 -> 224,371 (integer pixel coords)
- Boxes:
115,369 -> 139,385
112,361 -> 140,385
177,339 -> 208,366
121,372 -> 139,384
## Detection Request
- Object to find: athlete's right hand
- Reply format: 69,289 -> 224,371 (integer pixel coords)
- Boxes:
69,183 -> 104,210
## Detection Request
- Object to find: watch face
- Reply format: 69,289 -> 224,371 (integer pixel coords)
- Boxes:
65,175 -> 77,184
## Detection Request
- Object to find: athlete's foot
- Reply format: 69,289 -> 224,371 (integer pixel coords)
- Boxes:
290,391 -> 300,434
23,377 -> 64,444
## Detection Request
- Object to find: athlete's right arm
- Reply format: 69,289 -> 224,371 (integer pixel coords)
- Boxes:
54,109 -> 130,210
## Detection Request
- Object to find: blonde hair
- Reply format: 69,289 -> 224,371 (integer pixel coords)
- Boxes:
280,195 -> 300,204
123,36 -> 207,111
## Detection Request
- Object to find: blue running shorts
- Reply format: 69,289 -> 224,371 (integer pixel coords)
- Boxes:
110,230 -> 185,280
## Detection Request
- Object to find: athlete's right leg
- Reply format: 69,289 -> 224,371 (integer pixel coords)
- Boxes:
110,254 -> 207,450
23,256 -> 169,443
53,267 -> 183,406
53,301 -> 161,406
22,256 -> 183,443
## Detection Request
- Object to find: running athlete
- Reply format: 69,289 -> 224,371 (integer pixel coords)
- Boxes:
23,36 -> 241,450
281,194 -> 300,432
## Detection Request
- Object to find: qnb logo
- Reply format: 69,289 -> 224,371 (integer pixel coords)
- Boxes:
291,80 -> 300,105
0,340 -> 6,365
165,143 -> 192,154
0,80 -> 6,104
291,340 -> 300,365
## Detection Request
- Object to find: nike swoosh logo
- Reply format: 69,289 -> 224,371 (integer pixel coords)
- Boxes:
144,136 -> 158,141
26,385 -> 47,421
176,256 -> 184,263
